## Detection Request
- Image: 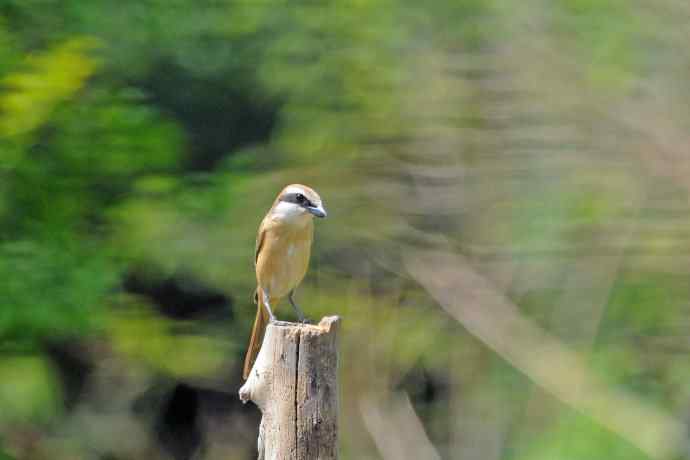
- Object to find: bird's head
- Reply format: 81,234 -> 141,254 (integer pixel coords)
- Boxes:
271,184 -> 327,222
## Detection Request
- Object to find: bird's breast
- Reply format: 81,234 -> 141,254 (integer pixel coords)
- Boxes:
256,224 -> 313,299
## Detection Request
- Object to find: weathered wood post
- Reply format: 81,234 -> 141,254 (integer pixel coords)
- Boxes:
239,316 -> 340,460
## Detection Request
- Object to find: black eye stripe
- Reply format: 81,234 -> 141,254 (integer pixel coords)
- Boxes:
281,192 -> 312,205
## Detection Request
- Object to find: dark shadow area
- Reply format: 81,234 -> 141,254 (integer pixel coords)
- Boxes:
43,341 -> 94,410
134,380 -> 260,460
155,384 -> 203,460
399,365 -> 451,406
122,271 -> 233,321
398,364 -> 453,458
138,59 -> 280,171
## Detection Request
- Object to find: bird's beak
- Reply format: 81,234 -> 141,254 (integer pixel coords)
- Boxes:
307,204 -> 327,218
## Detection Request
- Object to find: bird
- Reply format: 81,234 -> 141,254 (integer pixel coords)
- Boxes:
242,184 -> 327,379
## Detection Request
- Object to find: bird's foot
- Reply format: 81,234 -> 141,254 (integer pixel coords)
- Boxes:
299,317 -> 313,325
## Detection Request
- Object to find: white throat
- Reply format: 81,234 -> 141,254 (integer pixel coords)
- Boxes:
272,201 -> 309,224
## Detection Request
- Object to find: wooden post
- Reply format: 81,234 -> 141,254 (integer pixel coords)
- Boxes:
239,316 -> 340,460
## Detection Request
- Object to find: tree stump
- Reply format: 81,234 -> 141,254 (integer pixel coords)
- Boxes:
239,316 -> 340,460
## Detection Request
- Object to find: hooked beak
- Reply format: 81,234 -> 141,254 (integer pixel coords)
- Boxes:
307,204 -> 327,218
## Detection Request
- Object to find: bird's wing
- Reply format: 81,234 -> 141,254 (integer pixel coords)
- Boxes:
255,220 -> 267,265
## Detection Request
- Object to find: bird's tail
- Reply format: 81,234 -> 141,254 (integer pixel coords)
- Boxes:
243,290 -> 268,380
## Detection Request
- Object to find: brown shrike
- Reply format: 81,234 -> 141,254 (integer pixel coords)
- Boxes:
242,184 -> 327,379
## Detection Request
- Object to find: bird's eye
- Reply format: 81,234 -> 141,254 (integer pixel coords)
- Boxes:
296,193 -> 306,203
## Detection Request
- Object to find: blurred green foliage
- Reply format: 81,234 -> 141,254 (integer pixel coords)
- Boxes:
0,1 -> 689,459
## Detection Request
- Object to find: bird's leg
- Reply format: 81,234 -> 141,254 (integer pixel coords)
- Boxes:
262,289 -> 277,323
289,290 -> 310,323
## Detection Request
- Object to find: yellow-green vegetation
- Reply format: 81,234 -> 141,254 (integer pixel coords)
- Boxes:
1,1 -> 690,459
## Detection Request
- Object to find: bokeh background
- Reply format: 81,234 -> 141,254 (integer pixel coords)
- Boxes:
2,1 -> 690,459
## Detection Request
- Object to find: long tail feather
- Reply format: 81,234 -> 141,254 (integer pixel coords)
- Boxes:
243,291 -> 269,379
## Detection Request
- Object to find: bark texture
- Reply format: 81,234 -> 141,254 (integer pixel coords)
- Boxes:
239,316 -> 340,460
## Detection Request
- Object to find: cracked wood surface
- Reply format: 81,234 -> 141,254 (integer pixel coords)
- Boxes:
239,316 -> 340,460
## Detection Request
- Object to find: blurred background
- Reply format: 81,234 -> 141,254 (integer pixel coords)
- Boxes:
2,0 -> 690,459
